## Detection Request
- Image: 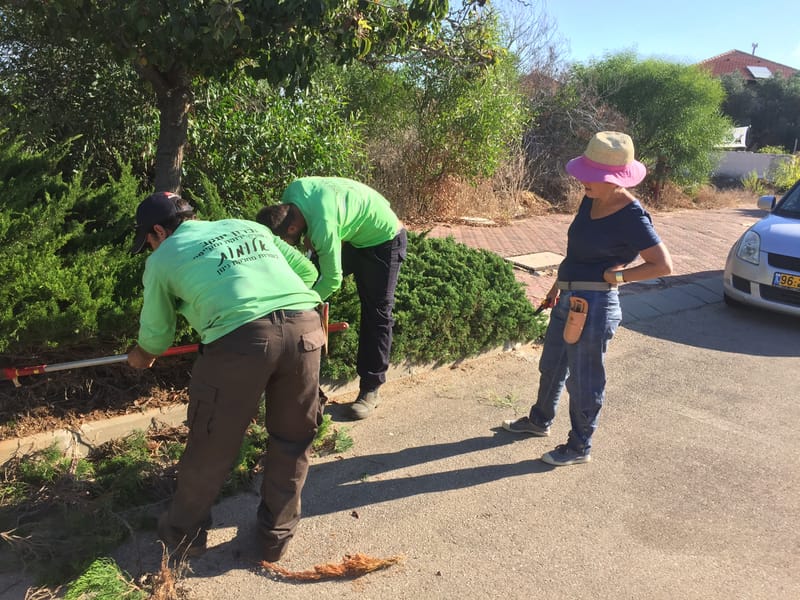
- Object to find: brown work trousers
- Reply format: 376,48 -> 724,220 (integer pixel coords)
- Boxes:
164,308 -> 325,551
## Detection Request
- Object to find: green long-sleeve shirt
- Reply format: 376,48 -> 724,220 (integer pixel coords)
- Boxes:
281,177 -> 401,300
137,219 -> 321,355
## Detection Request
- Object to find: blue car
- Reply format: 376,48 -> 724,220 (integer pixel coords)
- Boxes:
723,179 -> 800,317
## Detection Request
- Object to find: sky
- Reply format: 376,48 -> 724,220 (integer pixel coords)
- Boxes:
528,0 -> 800,69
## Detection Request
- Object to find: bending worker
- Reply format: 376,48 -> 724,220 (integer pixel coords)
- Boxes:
127,191 -> 325,563
257,177 -> 407,420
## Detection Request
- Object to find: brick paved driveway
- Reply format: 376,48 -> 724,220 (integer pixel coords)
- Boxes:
422,203 -> 761,303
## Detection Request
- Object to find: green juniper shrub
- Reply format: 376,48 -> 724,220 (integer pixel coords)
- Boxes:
313,413 -> 354,455
93,431 -> 160,509
323,232 -> 544,381
0,132 -> 542,385
392,233 -> 542,362
0,134 -> 146,354
64,557 -> 146,600
322,276 -> 363,382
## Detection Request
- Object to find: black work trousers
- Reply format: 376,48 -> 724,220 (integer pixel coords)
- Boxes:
341,228 -> 407,392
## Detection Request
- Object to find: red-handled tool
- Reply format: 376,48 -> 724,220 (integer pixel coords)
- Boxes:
1,322 -> 349,387
533,297 -> 556,316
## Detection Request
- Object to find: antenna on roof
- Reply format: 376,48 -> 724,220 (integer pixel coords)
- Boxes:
751,43 -> 758,55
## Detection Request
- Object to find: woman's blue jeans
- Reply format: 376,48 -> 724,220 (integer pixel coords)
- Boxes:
529,289 -> 622,453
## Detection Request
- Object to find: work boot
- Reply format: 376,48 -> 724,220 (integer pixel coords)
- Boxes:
262,538 -> 291,563
157,512 -> 208,558
350,390 -> 380,420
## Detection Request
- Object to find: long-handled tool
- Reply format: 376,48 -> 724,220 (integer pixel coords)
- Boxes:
1,321 -> 348,387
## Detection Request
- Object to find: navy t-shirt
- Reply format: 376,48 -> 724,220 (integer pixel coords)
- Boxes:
557,196 -> 661,282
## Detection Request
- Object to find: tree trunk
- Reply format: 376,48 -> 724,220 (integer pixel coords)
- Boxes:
135,64 -> 193,194
652,156 -> 670,205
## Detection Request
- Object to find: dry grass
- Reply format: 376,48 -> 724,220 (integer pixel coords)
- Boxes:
415,176 -> 552,225
368,141 -> 753,224
146,551 -> 186,600
636,182 -> 753,211
690,184 -> 757,209
402,177 -> 750,224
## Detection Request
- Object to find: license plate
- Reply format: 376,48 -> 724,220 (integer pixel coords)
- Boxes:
772,272 -> 800,290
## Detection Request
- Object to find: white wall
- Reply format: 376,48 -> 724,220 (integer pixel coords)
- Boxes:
712,151 -> 792,182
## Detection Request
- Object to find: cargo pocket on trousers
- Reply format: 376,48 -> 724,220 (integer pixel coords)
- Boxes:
300,328 -> 326,353
186,380 -> 218,435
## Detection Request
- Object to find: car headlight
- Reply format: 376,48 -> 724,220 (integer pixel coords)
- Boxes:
736,230 -> 761,265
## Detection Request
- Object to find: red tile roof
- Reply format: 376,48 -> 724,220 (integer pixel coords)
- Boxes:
697,49 -> 798,81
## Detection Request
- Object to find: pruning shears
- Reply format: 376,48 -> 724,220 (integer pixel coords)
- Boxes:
533,297 -> 556,316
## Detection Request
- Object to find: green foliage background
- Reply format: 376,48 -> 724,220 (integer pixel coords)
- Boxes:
0,132 -> 544,378
571,52 -> 733,194
721,72 -> 800,153
183,72 -> 368,216
0,135 -> 144,353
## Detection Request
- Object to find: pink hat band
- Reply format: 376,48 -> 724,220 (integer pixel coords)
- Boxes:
580,155 -> 632,172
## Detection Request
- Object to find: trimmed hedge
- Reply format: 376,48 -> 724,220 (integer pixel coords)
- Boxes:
324,233 -> 544,380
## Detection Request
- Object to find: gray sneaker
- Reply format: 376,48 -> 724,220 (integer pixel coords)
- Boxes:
540,444 -> 591,466
351,390 -> 379,420
501,416 -> 550,437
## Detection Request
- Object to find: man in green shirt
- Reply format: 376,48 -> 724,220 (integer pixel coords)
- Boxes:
257,177 -> 407,419
127,191 -> 325,563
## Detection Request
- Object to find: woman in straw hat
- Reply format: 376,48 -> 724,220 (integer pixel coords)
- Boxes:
502,131 -> 673,466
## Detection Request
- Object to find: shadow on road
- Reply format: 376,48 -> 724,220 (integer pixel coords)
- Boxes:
303,429 -> 549,517
730,206 -> 767,220
158,429 -> 551,580
622,293 -> 800,357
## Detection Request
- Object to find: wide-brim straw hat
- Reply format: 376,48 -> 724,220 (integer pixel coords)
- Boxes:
565,131 -> 646,187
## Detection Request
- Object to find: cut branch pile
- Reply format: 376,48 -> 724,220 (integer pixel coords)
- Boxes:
261,553 -> 403,581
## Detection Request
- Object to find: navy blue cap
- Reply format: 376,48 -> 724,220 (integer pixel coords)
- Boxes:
130,192 -> 183,255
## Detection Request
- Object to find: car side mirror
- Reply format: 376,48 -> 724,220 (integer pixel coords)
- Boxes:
757,195 -> 776,212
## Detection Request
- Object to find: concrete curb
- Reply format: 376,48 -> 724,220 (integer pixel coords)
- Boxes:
0,403 -> 189,466
0,345 -> 515,466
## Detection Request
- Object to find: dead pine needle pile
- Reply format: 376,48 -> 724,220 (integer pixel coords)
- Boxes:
261,553 -> 403,581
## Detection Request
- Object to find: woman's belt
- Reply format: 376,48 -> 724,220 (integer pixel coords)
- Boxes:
557,281 -> 617,291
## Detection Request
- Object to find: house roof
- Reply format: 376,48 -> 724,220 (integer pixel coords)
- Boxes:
697,49 -> 798,81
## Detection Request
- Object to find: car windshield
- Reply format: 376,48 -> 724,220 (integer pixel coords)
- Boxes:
775,182 -> 800,218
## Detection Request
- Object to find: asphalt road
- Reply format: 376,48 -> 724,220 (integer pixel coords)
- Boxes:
105,293 -> 799,600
